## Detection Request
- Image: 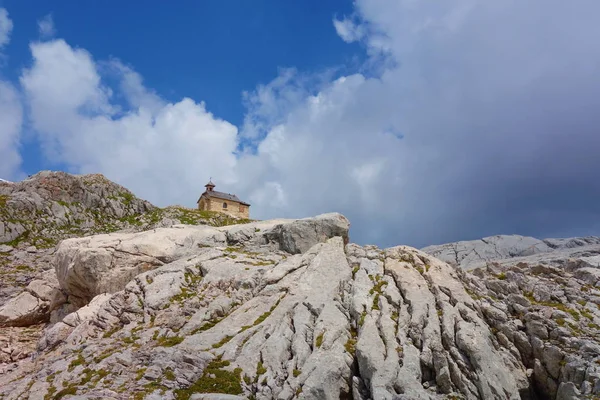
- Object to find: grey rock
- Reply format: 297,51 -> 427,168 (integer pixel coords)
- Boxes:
556,382 -> 581,400
262,213 -> 350,254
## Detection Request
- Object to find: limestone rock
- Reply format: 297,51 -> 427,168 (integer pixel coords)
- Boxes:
3,173 -> 600,400
422,234 -> 600,270
55,225 -> 227,306
0,270 -> 65,327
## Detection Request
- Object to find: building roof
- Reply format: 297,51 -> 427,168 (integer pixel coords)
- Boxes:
198,190 -> 251,206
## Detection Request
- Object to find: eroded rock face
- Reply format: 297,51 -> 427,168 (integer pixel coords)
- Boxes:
0,270 -> 65,327
55,225 -> 228,307
55,214 -> 350,307
0,171 -> 252,311
422,234 -> 600,270
0,171 -> 154,246
0,223 -> 541,400
2,205 -> 600,400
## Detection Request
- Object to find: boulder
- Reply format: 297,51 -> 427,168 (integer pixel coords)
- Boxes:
55,225 -> 227,306
0,270 -> 65,327
262,213 -> 350,254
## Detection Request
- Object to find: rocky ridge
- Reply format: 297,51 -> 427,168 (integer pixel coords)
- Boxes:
422,234 -> 600,270
0,171 -> 250,310
1,173 -> 600,399
0,171 -> 250,368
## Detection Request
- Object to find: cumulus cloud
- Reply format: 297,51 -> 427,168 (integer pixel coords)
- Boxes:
0,9 -> 22,180
0,81 -> 23,179
333,17 -> 365,43
0,8 -> 12,49
38,14 -> 56,38
20,39 -> 239,207
236,0 -> 600,247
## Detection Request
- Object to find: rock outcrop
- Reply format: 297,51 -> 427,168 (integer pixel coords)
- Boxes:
0,171 -> 153,247
1,219 -> 538,400
422,234 -> 600,270
0,172 -> 252,317
2,172 -> 600,400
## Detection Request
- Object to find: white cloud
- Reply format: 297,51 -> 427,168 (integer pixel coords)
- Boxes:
0,9 -> 21,180
0,8 -> 13,49
20,39 -> 239,207
333,17 -> 365,43
0,81 -> 23,179
235,0 -> 600,247
38,14 -> 56,38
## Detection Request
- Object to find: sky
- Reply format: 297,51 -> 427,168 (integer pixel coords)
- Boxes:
0,0 -> 599,249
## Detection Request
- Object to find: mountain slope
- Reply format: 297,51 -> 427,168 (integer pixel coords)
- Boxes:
0,171 -> 251,307
422,234 -> 600,270
1,172 -> 600,399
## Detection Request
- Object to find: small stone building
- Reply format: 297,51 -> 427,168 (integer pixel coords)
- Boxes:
197,180 -> 250,219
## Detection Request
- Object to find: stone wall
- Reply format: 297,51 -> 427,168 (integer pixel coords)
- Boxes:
198,196 -> 249,219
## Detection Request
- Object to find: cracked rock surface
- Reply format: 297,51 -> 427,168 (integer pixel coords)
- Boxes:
3,173 -> 600,399
4,211 -> 599,400
422,234 -> 600,270
0,171 -> 252,311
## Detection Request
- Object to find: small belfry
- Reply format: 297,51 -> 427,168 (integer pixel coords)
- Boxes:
197,178 -> 250,219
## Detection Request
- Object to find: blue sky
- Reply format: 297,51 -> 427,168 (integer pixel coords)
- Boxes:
1,0 -> 600,248
2,0 -> 363,173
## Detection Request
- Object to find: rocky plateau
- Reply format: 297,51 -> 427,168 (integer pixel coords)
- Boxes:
1,172 -> 600,400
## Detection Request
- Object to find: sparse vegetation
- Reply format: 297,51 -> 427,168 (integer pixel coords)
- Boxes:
240,295 -> 284,332
359,309 -> 367,327
53,386 -> 77,399
164,368 -> 176,381
256,361 -> 267,376
191,317 -> 223,334
581,309 -> 594,320
344,328 -> 358,355
136,368 -> 147,381
156,335 -> 184,347
103,325 -> 120,338
212,335 -> 234,348
68,353 -> 85,372
316,332 -> 324,348
372,294 -> 380,310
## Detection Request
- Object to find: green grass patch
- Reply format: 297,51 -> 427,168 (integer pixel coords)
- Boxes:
212,335 -> 233,349
315,332 -> 324,348
256,361 -> 267,376
102,326 -> 120,339
164,368 -> 176,381
582,310 -> 594,320
68,353 -> 85,372
53,386 -> 77,399
156,335 -> 184,347
372,294 -> 380,310
136,368 -> 147,381
359,310 -> 367,327
174,357 -> 242,399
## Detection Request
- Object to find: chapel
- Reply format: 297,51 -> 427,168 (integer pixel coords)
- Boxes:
197,180 -> 250,219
